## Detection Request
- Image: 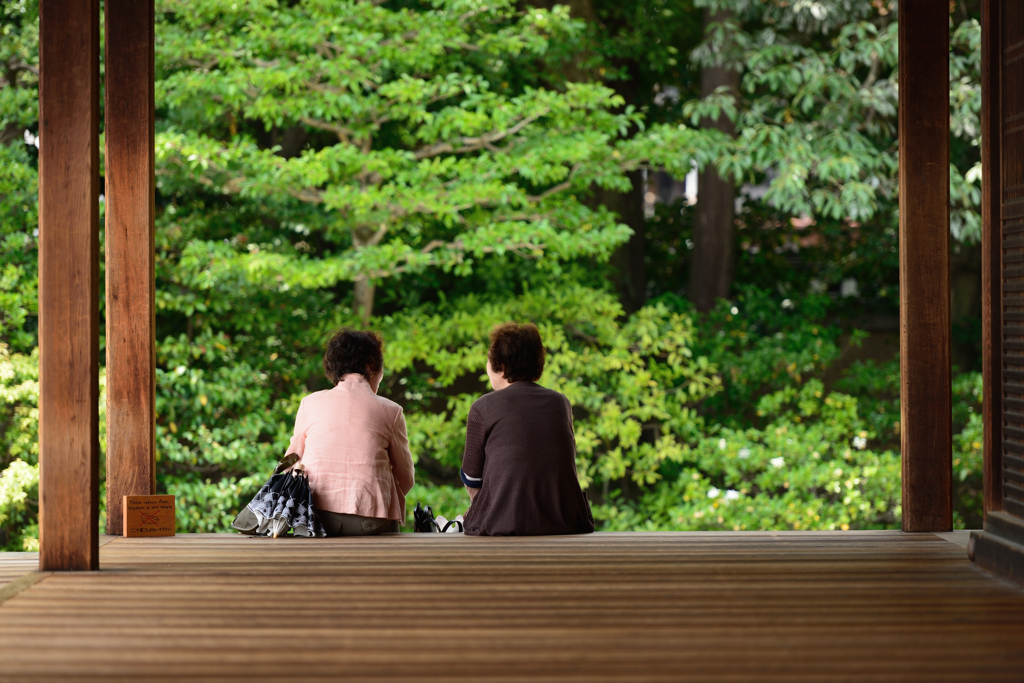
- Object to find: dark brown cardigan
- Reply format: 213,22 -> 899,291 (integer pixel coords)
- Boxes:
460,382 -> 594,536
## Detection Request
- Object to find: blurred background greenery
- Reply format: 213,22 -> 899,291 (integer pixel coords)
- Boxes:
0,0 -> 984,548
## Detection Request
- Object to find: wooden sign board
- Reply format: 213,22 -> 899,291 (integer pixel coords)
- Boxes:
123,495 -> 176,537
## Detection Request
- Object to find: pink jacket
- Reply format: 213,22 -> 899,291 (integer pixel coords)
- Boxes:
287,373 -> 415,523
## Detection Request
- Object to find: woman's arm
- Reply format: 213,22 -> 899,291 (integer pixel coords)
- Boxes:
283,398 -> 308,468
388,408 -> 416,496
461,406 -> 485,498
565,395 -> 579,478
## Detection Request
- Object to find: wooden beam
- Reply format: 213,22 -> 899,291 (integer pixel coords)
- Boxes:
981,0 -> 1003,516
104,0 -> 157,535
37,0 -> 101,570
898,1 -> 953,533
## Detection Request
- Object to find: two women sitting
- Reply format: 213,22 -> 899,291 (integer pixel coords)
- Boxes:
285,323 -> 594,537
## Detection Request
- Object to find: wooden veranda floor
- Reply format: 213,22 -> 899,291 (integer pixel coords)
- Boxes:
0,531 -> 1023,682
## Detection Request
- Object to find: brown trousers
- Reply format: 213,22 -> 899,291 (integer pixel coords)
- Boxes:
318,510 -> 401,537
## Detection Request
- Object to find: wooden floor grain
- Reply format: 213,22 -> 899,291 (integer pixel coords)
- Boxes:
0,531 -> 1021,681
0,552 -> 37,590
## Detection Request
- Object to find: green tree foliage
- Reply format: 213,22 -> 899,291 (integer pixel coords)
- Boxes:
376,287 -> 720,487
600,378 -> 902,531
687,0 -> 978,232
636,1 -> 979,317
155,0 -> 634,310
0,1 -> 37,355
147,0 -> 727,532
0,0 -> 987,548
0,0 -> 40,550
0,346 -> 38,550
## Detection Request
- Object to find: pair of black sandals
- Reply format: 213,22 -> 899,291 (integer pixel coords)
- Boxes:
413,503 -> 464,533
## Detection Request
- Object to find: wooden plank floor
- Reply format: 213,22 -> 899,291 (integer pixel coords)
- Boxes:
0,552 -> 38,589
0,531 -> 1022,681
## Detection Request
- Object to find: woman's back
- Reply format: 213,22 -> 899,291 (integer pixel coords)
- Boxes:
290,373 -> 414,522
461,381 -> 594,536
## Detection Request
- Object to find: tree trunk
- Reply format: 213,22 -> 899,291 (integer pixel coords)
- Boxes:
607,57 -> 647,313
351,224 -> 388,325
527,0 -> 596,80
353,277 -> 375,326
528,1 -> 648,311
0,124 -> 20,147
603,170 -> 646,312
690,9 -> 740,313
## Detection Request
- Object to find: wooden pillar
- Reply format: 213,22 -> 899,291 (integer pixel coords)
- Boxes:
898,0 -> 953,532
981,0 -> 1004,516
37,0 -> 101,570
970,0 -> 1024,588
104,0 -> 157,535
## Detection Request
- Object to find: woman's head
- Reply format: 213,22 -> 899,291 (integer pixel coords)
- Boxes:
323,329 -> 384,389
487,322 -> 545,386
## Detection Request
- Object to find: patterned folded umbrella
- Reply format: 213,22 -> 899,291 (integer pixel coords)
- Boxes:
231,466 -> 326,538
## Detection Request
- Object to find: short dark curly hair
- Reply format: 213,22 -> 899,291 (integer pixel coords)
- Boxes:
488,322 -> 545,383
323,329 -> 384,385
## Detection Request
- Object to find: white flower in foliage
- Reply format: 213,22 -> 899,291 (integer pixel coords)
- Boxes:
770,457 -> 785,468
707,487 -> 721,499
853,436 -> 867,450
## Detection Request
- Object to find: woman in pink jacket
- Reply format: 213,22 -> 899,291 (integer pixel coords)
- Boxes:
286,329 -> 415,535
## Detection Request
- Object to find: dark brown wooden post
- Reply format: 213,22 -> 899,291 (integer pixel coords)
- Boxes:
970,0 -> 1024,588
37,0 -> 101,570
104,0 -> 157,535
981,0 -> 1004,516
898,0 -> 953,533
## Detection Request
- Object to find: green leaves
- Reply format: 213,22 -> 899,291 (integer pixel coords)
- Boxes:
149,0 -> 704,527
370,285 -> 721,491
0,1 -> 990,541
679,10 -> 981,246
598,378 -> 901,532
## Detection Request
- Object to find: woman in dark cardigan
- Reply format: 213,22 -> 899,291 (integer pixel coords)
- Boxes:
460,322 -> 594,536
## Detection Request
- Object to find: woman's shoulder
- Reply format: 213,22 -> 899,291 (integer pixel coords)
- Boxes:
470,388 -> 502,410
333,383 -> 403,417
371,392 -> 402,409
521,382 -> 569,400
302,386 -> 404,426
297,388 -> 332,406
474,382 -> 570,411
371,393 -> 404,418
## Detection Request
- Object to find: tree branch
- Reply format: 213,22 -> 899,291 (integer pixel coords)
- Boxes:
299,116 -> 354,144
862,53 -> 882,90
357,240 -> 548,280
525,164 -> 581,203
289,188 -> 324,204
414,109 -> 550,160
